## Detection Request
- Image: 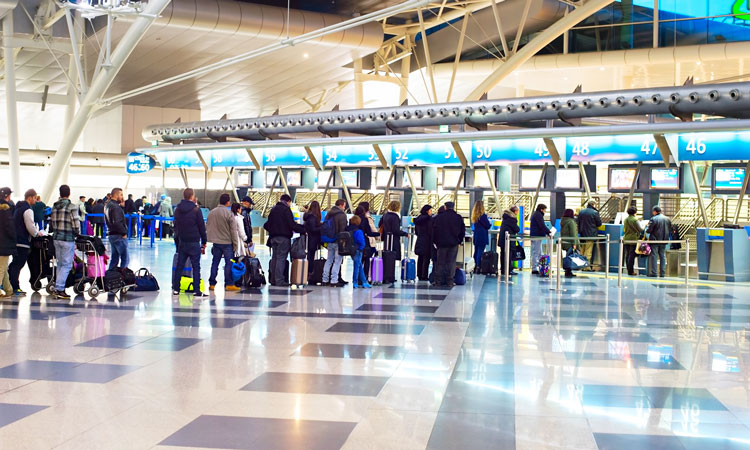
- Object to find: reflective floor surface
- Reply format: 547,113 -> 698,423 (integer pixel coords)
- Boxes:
1,239 -> 750,449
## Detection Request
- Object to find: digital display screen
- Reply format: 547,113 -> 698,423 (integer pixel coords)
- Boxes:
520,168 -> 543,190
711,351 -> 740,373
376,170 -> 392,188
650,168 -> 680,190
646,344 -> 674,364
316,170 -> 332,188
403,169 -> 423,188
610,168 -> 637,191
715,167 -> 745,190
555,169 -> 581,189
285,170 -> 302,187
339,170 -> 359,187
265,171 -> 280,187
474,169 -> 496,189
443,169 -> 463,187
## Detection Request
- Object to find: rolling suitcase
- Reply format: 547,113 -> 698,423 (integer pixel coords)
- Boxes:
382,234 -> 398,284
243,257 -> 266,288
291,236 -> 309,287
480,251 -> 498,276
400,232 -> 416,283
309,252 -> 326,285
370,252 -> 384,285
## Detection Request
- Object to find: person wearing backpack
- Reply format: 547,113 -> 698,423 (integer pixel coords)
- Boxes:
264,194 -> 305,287
321,199 -> 348,287
346,215 -> 371,288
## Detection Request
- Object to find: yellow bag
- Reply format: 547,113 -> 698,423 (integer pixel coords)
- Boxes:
180,276 -> 205,293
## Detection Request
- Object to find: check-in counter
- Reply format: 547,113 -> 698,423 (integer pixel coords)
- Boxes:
696,227 -> 750,282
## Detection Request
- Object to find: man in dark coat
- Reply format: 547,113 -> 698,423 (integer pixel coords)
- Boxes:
498,206 -> 521,276
577,202 -> 602,270
431,202 -> 465,287
264,194 -> 305,287
0,187 -> 17,297
172,188 -> 208,297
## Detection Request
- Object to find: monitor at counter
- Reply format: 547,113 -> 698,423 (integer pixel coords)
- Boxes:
519,167 -> 545,191
609,167 -> 638,192
554,168 -> 582,190
712,165 -> 749,193
649,167 -> 681,191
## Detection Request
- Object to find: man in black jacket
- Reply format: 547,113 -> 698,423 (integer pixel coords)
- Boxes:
264,194 -> 305,287
124,194 -> 136,237
577,202 -> 602,270
172,188 -> 208,297
432,202 -> 465,287
241,196 -> 254,244
105,188 -> 129,270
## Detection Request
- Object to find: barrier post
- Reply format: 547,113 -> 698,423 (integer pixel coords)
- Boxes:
504,231 -> 511,284
685,238 -> 690,285
605,237 -> 610,280
556,238 -> 562,292
617,237 -> 624,287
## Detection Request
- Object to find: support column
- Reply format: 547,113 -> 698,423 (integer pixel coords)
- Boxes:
353,57 -> 363,109
3,14 -> 21,198
62,54 -> 78,186
399,37 -> 411,105
41,0 -> 173,203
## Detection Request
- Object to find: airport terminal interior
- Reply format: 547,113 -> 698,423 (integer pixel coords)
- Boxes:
2,0 -> 750,449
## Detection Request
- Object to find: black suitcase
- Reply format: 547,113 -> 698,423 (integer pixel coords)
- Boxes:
382,234 -> 398,284
268,258 -> 289,286
242,257 -> 266,288
309,256 -> 327,285
480,251 -> 499,276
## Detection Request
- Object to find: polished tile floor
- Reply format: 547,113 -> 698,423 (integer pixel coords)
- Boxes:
1,239 -> 750,449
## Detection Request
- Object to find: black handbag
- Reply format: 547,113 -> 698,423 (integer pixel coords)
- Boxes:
510,243 -> 525,262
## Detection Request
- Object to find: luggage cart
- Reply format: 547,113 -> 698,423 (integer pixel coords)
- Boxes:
29,235 -> 54,293
74,235 -> 107,298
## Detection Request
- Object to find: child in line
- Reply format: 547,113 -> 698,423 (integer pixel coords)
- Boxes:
347,216 -> 371,288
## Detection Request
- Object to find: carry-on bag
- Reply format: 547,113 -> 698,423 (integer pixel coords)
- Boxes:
454,268 -> 466,285
562,249 -> 590,270
382,234 -> 398,284
479,251 -> 498,275
370,252 -> 384,285
242,257 -> 266,288
291,235 -> 309,286
133,268 -> 160,291
400,233 -> 416,282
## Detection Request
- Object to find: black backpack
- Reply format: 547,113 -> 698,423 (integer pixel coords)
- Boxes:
337,231 -> 356,256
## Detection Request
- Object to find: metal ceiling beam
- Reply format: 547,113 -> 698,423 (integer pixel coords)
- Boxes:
464,0 -> 615,101
40,0 -> 173,204
4,12 -> 20,197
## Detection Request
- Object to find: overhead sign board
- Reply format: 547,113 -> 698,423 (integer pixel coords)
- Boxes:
389,141 -> 465,166
566,134 -> 668,163
317,144 -> 383,167
677,131 -> 750,162
472,138 -> 561,164
157,151 -> 204,169
210,148 -> 255,168
261,146 -> 320,167
126,152 -> 156,174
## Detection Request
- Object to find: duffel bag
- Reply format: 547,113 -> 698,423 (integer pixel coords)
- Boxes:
133,268 -> 160,291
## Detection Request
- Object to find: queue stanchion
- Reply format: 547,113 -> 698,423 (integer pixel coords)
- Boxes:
618,237 -> 624,287
605,237 -> 610,280
504,231 -> 511,284
556,238 -> 562,292
685,239 -> 690,286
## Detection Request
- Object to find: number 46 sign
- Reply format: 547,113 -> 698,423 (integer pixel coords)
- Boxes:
677,131 -> 750,161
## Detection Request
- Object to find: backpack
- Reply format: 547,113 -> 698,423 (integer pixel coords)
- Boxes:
321,214 -> 337,243
337,231 -> 355,256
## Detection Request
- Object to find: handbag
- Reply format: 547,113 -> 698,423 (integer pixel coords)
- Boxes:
635,240 -> 652,256
133,268 -> 160,291
231,259 -> 247,282
510,242 -> 525,262
563,249 -> 590,270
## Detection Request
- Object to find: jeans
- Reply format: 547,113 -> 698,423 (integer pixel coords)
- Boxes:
269,236 -> 291,285
53,240 -> 75,291
9,246 -> 30,292
417,253 -> 431,281
172,242 -> 202,293
352,250 -> 368,286
108,235 -> 129,270
473,243 -> 486,269
323,242 -> 343,283
435,245 -> 459,286
363,246 -> 374,281
209,243 -> 234,287
531,240 -> 544,272
649,243 -> 667,277
624,244 -> 637,275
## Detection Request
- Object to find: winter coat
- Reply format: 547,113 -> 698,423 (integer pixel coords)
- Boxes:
432,209 -> 465,249
647,213 -> 672,241
0,201 -> 17,256
173,199 -> 207,246
473,213 -> 492,249
207,205 -> 239,246
303,212 -> 322,254
413,213 -> 433,256
346,224 -> 366,251
577,206 -> 602,238
498,210 -> 520,249
379,211 -> 408,259
623,214 -> 644,242
561,217 -> 580,251
357,212 -> 379,248
530,210 -> 551,237
265,202 -> 305,239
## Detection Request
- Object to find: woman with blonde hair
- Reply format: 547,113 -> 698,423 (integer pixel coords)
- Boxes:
471,200 -> 492,268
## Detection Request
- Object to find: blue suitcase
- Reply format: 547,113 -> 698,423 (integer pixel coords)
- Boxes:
401,258 -> 416,283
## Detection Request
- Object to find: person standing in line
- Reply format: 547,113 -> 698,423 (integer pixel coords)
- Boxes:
0,187 -> 17,298
172,188 -> 208,297
413,204 -> 434,282
241,196 -> 255,246
379,201 -> 409,284
206,193 -> 241,292
498,206 -> 521,277
529,204 -> 552,275
9,189 -> 44,296
623,206 -> 644,276
124,194 -> 136,238
105,188 -> 129,270
265,194 -> 306,287
303,201 -> 322,273
560,209 -> 580,278
78,196 -> 88,233
321,199 -> 348,287
347,215 -> 371,289
647,206 -> 672,278
134,196 -> 144,213
355,202 -> 380,280
471,201 -> 491,269
231,203 -> 248,256
431,202 -> 465,287
577,201 -> 602,270
31,195 -> 46,230
91,199 -> 105,237
49,185 -> 80,299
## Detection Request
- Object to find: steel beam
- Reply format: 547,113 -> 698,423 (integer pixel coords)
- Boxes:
532,163 -> 548,210
277,167 -> 291,197
417,8 -> 439,104
511,0 -> 533,55
446,11 -> 469,103
3,13 -> 20,198
488,0 -> 510,58
465,0 -> 615,101
733,160 -> 750,224
336,165 -> 354,212
688,160 -> 709,227
578,162 -> 592,203
41,0 -> 173,203
625,162 -> 642,212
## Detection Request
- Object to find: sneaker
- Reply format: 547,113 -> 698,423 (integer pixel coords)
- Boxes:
209,285 -> 216,291
339,279 -> 349,285
13,289 -> 26,296
352,284 -> 361,289
172,290 -> 180,296
335,281 -> 347,287
225,285 -> 241,292
55,290 -> 71,300
362,283 -> 372,289
531,270 -> 540,275
193,292 -> 209,298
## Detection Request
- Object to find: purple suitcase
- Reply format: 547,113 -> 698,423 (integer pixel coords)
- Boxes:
370,255 -> 384,285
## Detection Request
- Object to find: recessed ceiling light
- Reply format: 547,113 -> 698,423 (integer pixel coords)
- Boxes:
303,53 -> 309,59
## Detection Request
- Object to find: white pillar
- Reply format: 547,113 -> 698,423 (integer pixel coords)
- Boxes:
41,0 -> 173,203
3,14 -> 20,198
61,54 -> 78,186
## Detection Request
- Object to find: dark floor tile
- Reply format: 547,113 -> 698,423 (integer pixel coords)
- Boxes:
395,284 -> 453,291
426,413 -> 515,450
667,292 -> 735,299
642,387 -> 728,411
374,293 -> 448,301
679,435 -> 750,450
0,403 -> 48,428
294,343 -> 407,360
0,360 -> 141,383
326,322 -> 425,335
564,352 -> 685,370
160,415 -> 356,450
138,336 -> 203,351
214,299 -> 288,308
150,316 -> 249,328
438,380 -> 515,415
242,372 -> 389,396
594,433 -> 684,450
76,334 -> 141,349
0,309 -> 78,320
355,304 -> 439,314
267,289 -> 312,296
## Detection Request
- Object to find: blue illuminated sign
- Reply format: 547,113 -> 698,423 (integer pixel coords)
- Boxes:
261,146 -> 320,167
472,138 -> 561,164
157,151 -> 204,169
389,141 -> 465,166
566,134 -> 666,162
677,131 -> 750,161
317,145 -> 382,166
126,152 -> 156,174
210,148 -> 255,168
